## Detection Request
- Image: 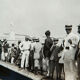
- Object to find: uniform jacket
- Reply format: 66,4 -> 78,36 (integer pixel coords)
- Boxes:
19,41 -> 31,52
50,45 -> 63,61
63,32 -> 79,60
76,34 -> 80,58
3,42 -> 9,53
11,47 -> 16,57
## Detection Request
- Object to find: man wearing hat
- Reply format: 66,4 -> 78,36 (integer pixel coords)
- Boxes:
50,38 -> 64,80
33,38 -> 42,74
19,36 -> 31,69
63,25 -> 79,80
3,39 -> 9,61
49,38 -> 58,79
77,25 -> 80,80
0,40 -> 2,60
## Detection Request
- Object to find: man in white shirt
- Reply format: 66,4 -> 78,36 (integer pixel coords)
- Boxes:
63,25 -> 79,80
20,36 -> 31,69
33,39 -> 42,74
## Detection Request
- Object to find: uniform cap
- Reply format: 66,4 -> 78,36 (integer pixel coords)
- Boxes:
25,36 -> 32,41
78,24 -> 80,29
35,38 -> 39,42
65,25 -> 72,30
77,24 -> 80,33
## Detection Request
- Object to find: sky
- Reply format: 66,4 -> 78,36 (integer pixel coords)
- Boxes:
0,0 -> 80,40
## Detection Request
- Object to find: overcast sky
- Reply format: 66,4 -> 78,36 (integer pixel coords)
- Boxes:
0,0 -> 80,39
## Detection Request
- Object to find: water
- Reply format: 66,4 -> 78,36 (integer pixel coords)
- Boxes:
0,66 -> 32,80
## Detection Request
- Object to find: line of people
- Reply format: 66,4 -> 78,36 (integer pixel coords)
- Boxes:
0,25 -> 80,80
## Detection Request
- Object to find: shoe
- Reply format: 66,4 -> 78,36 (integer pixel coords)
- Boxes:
18,68 -> 23,71
39,72 -> 43,75
34,71 -> 37,75
42,76 -> 50,79
49,77 -> 53,80
56,78 -> 62,80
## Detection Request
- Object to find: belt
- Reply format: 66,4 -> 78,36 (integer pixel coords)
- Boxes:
65,46 -> 69,50
21,49 -> 30,52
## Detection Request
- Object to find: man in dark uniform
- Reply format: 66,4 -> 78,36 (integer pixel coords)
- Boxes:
0,40 -> 2,60
77,25 -> 80,80
14,41 -> 21,68
3,39 -> 9,62
28,38 -> 35,72
43,30 -> 53,78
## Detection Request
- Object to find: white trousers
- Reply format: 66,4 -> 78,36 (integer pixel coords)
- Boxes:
11,57 -> 14,64
1,52 -> 8,60
1,51 -> 5,61
5,52 -> 8,57
34,59 -> 39,68
21,51 -> 30,68
64,60 -> 77,80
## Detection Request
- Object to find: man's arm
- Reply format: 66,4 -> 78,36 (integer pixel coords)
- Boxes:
69,34 -> 79,48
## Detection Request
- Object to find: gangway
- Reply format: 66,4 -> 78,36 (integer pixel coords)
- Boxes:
0,61 -> 42,80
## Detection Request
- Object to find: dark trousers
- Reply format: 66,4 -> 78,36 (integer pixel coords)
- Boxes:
0,54 -> 1,60
49,60 -> 63,79
29,50 -> 34,70
77,58 -> 80,80
39,58 -> 43,74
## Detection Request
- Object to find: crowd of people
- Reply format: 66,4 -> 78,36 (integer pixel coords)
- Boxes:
0,25 -> 80,80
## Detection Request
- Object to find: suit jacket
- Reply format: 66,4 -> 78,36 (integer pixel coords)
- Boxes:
50,45 -> 63,61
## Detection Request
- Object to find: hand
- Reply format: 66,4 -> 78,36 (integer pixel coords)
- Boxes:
59,56 -> 61,58
21,45 -> 23,47
68,39 -> 72,44
72,45 -> 76,48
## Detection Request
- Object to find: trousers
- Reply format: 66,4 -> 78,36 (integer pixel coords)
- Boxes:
1,51 -> 5,60
21,50 -> 30,68
77,58 -> 80,80
64,60 -> 77,80
11,57 -> 14,64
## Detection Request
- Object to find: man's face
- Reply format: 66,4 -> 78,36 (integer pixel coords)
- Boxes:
54,41 -> 58,45
25,38 -> 28,41
65,29 -> 72,34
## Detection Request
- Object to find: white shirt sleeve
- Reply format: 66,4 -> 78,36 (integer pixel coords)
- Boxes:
64,33 -> 79,48
19,41 -> 24,51
71,34 -> 79,48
